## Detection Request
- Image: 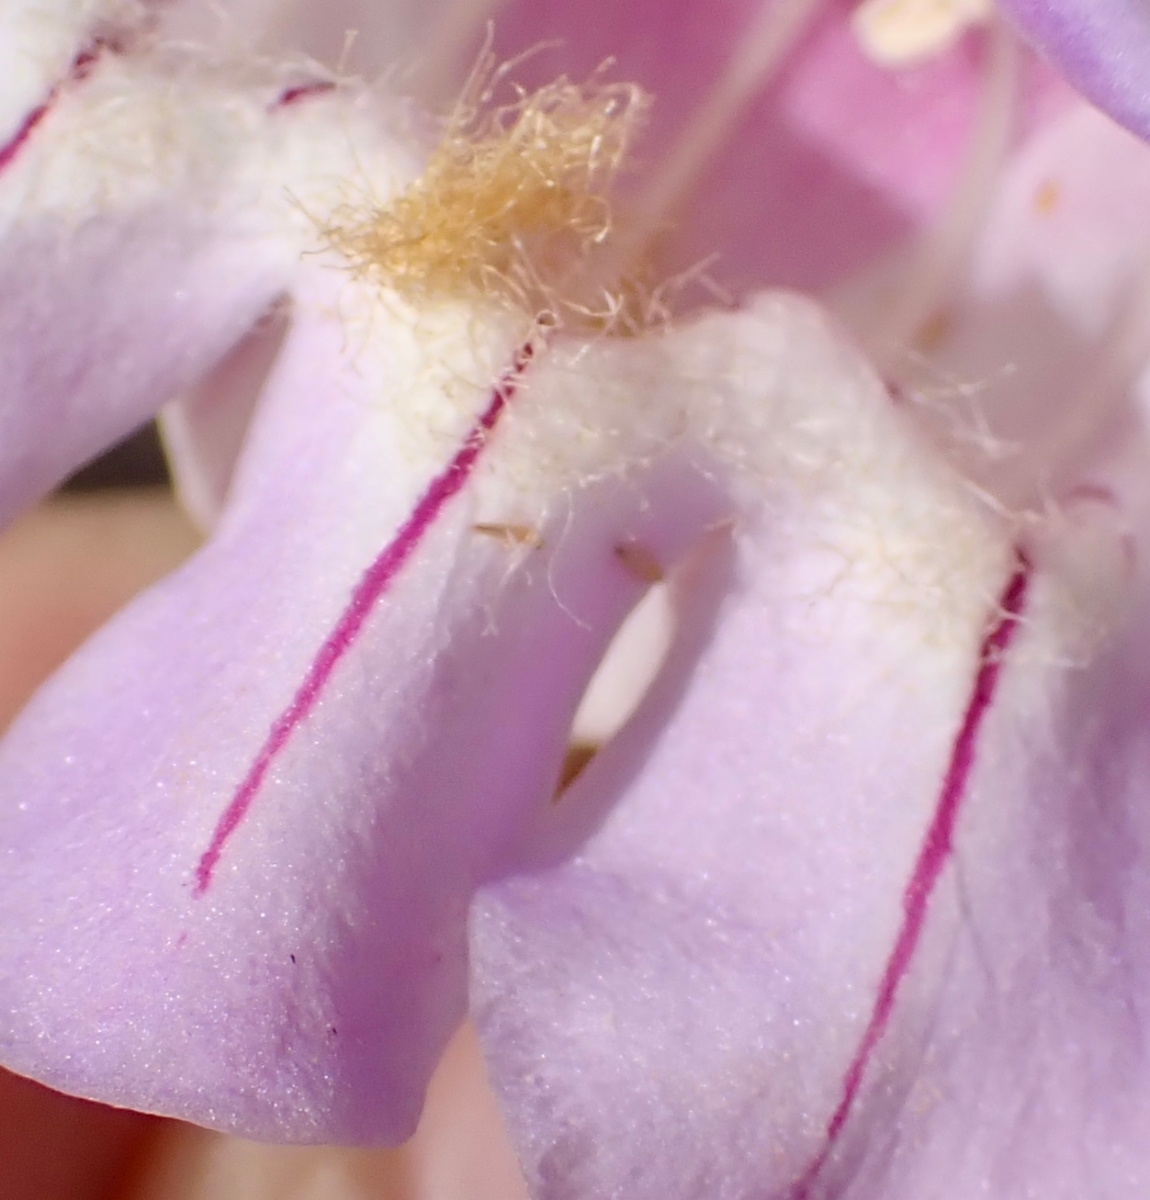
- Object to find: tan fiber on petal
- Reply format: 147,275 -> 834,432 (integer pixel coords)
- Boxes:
321,51 -> 650,330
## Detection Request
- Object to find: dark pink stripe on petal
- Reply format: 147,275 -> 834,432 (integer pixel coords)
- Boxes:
0,40 -> 112,176
192,339 -> 538,895
790,553 -> 1031,1198
0,103 -> 50,174
271,81 -> 337,110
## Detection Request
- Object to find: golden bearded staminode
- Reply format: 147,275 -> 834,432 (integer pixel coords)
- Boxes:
323,52 -> 653,331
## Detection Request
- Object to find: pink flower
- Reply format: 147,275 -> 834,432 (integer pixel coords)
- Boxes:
0,1 -> 1148,1196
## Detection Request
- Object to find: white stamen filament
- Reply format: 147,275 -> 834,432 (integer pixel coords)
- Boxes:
411,0 -> 512,104
865,16 -> 1018,374
626,0 -> 826,260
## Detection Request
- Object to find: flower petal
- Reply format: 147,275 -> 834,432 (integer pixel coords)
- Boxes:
468,90 -> 1150,1200
156,0 -> 456,87
0,43 -> 410,526
469,294 -> 1028,1197
477,495 -> 1150,1197
0,271 -> 754,1140
0,0 -> 130,145
998,0 -> 1150,143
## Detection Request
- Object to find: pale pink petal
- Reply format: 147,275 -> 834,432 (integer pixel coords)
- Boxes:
0,3 -> 1136,1186
0,38 -> 411,526
470,91 -> 1150,1200
474,500 -> 1150,1197
155,0 -> 375,79
0,0 -> 135,146
0,272 -> 747,1140
470,294 -> 1029,1198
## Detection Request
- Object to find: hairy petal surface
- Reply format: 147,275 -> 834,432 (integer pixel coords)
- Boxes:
0,0 -> 1138,1183
225,0 -> 1062,292
0,38 -> 412,526
469,293 -> 1023,1198
0,271 -> 810,1140
155,0 -> 463,87
473,513 -> 1150,1199
2,281 -> 1019,1150
471,393 -> 1150,1200
471,88 -> 1150,1200
0,0 -> 133,142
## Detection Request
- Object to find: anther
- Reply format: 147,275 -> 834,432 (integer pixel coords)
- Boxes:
853,0 -> 993,66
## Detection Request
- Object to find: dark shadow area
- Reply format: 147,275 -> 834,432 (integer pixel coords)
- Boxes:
507,526 -> 737,875
61,422 -> 170,493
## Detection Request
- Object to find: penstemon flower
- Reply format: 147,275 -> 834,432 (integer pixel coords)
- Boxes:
2,0 -> 1150,1196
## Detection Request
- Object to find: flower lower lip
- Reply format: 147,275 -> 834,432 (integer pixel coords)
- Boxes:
2,2 -> 1150,1191
193,334 -> 541,895
791,551 -> 1031,1197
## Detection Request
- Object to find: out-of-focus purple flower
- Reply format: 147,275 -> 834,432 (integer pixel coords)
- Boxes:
1,1 -> 1149,1197
998,0 -> 1150,143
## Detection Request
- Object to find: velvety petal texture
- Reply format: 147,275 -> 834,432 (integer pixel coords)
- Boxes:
474,509 -> 1150,1196
2,0 -> 1148,1191
0,274 -> 837,1139
0,19 -> 414,524
469,92 -> 1150,1200
468,305 -> 1011,1197
0,0 -> 125,141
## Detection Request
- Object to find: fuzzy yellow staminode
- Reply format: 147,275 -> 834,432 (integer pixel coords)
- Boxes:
324,54 -> 650,330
